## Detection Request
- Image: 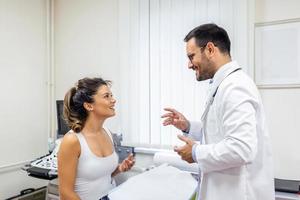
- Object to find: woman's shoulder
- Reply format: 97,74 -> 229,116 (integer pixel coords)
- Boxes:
103,127 -> 112,136
58,131 -> 81,163
103,127 -> 115,142
60,131 -> 81,150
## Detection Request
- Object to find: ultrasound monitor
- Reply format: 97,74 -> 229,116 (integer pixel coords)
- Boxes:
56,100 -> 70,137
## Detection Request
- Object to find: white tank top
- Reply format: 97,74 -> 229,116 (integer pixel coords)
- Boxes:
74,128 -> 119,200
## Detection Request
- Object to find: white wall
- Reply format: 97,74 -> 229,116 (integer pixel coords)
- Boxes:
256,0 -> 300,23
255,0 -> 300,180
0,0 -> 49,198
54,0 -> 121,133
0,167 -> 48,199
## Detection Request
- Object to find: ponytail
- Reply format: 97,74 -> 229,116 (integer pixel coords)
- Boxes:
63,87 -> 86,133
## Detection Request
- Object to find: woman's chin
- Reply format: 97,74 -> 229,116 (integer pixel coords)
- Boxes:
108,111 -> 116,117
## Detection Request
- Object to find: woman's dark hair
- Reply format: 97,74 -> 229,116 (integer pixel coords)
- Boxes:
184,23 -> 231,56
63,77 -> 111,133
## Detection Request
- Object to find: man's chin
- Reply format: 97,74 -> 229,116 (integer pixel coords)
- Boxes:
196,73 -> 211,81
196,76 -> 205,81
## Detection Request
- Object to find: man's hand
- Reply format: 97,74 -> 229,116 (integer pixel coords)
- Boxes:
161,108 -> 190,131
118,154 -> 135,172
174,135 -> 196,163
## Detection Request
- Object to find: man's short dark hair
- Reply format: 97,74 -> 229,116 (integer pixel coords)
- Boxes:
184,23 -> 231,56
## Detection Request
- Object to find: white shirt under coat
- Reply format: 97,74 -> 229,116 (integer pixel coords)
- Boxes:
188,61 -> 275,200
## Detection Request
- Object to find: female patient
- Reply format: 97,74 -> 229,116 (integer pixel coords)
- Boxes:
58,77 -> 135,200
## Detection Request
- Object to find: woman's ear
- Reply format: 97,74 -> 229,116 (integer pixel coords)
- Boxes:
83,102 -> 93,111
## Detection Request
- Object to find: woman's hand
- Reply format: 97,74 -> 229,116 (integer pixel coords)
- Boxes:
118,153 -> 135,172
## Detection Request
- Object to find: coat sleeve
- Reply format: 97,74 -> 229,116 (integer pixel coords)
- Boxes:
185,121 -> 203,143
194,83 -> 259,173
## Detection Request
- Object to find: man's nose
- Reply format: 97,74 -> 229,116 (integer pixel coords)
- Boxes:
188,60 -> 194,69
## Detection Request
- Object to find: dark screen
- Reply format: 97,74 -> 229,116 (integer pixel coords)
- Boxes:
56,100 -> 70,136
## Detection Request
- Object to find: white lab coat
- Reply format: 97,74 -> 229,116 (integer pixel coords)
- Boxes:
188,61 -> 275,200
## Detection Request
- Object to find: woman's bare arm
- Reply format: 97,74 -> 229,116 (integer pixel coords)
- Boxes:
58,133 -> 81,200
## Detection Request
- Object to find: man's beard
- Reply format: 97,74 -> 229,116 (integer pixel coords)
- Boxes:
196,59 -> 214,81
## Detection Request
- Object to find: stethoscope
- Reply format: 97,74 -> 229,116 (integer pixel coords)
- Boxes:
200,67 -> 242,123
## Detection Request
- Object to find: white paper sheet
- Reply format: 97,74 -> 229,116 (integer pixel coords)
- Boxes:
153,152 -> 199,174
108,164 -> 197,200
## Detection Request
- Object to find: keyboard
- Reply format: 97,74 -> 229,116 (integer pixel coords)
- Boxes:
25,140 -> 61,179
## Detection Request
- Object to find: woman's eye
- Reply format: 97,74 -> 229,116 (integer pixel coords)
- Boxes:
103,94 -> 113,99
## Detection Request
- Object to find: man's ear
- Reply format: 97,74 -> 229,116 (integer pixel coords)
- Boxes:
207,42 -> 215,54
83,102 -> 93,111
206,42 -> 216,58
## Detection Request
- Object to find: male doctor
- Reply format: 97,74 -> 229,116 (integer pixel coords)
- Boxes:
162,24 -> 275,200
